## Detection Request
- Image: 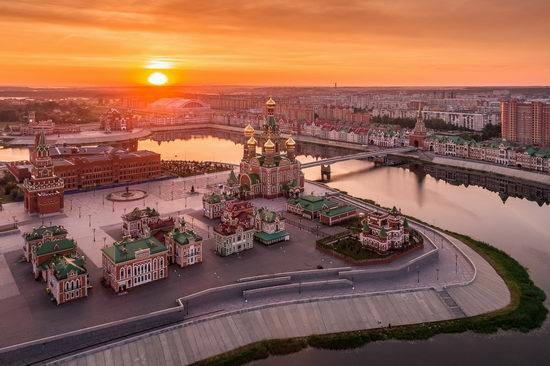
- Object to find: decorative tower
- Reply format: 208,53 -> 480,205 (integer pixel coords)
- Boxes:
409,104 -> 427,148
264,139 -> 275,166
263,97 -> 280,152
22,132 -> 64,215
247,136 -> 257,159
285,137 -> 296,161
243,124 -> 255,160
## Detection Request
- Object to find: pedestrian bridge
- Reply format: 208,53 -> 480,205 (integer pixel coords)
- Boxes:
301,146 -> 416,169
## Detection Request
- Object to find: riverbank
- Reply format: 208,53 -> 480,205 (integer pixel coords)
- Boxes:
195,226 -> 547,366
393,152 -> 550,187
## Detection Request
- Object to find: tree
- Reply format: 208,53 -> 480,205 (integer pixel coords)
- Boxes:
481,123 -> 501,140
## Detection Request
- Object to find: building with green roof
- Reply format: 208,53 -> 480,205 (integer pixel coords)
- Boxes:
23,224 -> 68,262
32,238 -> 77,280
102,236 -> 169,293
164,222 -> 203,268
44,254 -> 89,305
286,195 -> 339,219
253,208 -> 290,245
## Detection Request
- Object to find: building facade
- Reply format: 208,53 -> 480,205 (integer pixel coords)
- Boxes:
122,207 -> 174,240
101,237 -> 168,293
22,132 -> 65,215
409,106 -> 427,148
501,100 -> 550,146
32,238 -> 77,280
164,219 -> 203,268
238,98 -> 304,198
22,224 -> 68,262
359,208 -> 411,255
214,202 -> 255,256
45,254 -> 88,305
253,208 -> 289,245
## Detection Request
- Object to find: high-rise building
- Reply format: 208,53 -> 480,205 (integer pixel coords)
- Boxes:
501,100 -> 550,145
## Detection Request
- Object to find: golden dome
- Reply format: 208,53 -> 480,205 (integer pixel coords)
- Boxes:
285,137 -> 296,147
244,124 -> 255,137
263,138 -> 275,150
266,97 -> 276,107
247,136 -> 257,146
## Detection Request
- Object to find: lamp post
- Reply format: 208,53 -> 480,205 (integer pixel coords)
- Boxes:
112,201 -> 115,213
88,214 -> 91,227
103,237 -> 106,248
436,268 -> 439,281
93,228 -> 96,242
417,270 -> 420,283
78,206 -> 81,219
455,254 -> 458,274
70,199 -> 73,210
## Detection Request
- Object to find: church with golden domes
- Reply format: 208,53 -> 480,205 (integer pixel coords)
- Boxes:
238,98 -> 304,199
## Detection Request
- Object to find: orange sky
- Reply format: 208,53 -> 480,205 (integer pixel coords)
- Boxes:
1,0 -> 549,87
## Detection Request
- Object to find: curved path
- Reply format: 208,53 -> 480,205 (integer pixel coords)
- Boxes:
48,187 -> 510,366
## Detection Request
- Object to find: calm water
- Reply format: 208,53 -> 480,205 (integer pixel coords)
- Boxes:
139,134 -> 550,366
4,133 -> 550,365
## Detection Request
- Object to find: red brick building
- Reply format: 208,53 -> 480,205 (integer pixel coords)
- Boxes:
409,106 -> 427,148
9,148 -> 161,191
22,132 -> 65,215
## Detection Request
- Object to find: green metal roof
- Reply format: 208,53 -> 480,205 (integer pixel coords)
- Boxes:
288,195 -> 338,212
320,205 -> 356,217
33,238 -> 76,257
45,255 -> 87,280
254,230 -> 289,242
257,208 -> 278,223
102,237 -> 167,264
167,228 -> 202,245
24,225 -> 67,241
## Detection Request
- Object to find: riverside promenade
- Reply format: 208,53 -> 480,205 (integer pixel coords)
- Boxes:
45,184 -> 510,366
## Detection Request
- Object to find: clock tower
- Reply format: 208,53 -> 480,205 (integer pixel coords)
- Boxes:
22,132 -> 64,215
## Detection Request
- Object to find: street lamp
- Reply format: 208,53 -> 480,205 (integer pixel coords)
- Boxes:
88,214 -> 91,227
78,206 -> 81,219
436,268 -> 439,281
417,270 -> 420,283
93,228 -> 96,242
103,237 -> 106,248
455,254 -> 458,274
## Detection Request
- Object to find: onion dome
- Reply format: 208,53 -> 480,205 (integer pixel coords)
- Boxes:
266,97 -> 276,107
264,138 -> 275,151
247,136 -> 257,146
244,124 -> 255,137
285,137 -> 296,147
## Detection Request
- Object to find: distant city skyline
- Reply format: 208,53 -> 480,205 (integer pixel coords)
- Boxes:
1,0 -> 550,87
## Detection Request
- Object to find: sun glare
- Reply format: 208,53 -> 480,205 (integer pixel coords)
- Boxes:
148,71 -> 168,85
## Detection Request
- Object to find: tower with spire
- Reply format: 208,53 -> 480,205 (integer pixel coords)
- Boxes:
22,132 -> 64,214
237,97 -> 304,198
409,104 -> 427,148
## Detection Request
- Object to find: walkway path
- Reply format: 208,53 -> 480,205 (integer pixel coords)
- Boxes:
48,202 -> 510,366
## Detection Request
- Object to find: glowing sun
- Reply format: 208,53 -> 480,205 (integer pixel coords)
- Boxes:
148,71 -> 168,85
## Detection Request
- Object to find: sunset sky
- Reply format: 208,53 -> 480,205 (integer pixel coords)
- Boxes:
1,0 -> 549,87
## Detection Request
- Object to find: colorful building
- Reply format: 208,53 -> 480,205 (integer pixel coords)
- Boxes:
319,205 -> 358,226
238,97 -> 304,198
122,207 -> 174,240
101,236 -> 168,293
214,203 -> 255,257
32,238 -> 77,280
202,192 -> 236,219
22,132 -> 65,215
45,254 -> 88,305
359,207 -> 411,255
286,195 -> 339,219
164,219 -> 203,268
22,224 -> 68,262
253,208 -> 290,245
501,100 -> 550,146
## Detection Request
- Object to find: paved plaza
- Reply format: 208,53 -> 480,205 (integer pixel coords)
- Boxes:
0,173 -> 506,360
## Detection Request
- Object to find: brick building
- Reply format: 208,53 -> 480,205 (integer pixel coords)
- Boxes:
10,148 -> 161,192
22,132 -> 65,215
45,254 -> 89,305
253,208 -> 289,245
359,207 -> 411,255
22,224 -> 68,262
214,202 -> 255,257
32,238 -> 77,280
101,237 -> 168,293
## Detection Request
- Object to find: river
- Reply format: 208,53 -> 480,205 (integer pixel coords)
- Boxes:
4,132 -> 550,365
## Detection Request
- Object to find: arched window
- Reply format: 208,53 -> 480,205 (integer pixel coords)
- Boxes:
120,268 -> 125,279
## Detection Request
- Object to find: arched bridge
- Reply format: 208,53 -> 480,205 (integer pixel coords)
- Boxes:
301,146 -> 416,169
